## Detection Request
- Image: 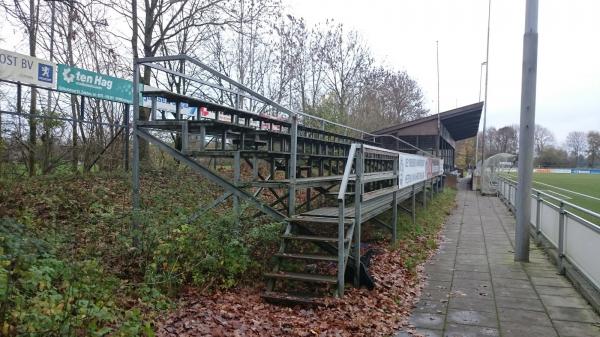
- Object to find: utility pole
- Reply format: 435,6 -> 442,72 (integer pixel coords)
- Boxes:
481,0 -> 491,167
515,0 -> 539,262
474,61 -> 486,173
436,40 -> 441,157
131,0 -> 141,248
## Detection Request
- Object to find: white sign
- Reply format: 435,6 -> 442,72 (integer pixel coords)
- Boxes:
141,86 -> 196,117
0,49 -> 55,88
398,155 -> 444,189
398,153 -> 428,188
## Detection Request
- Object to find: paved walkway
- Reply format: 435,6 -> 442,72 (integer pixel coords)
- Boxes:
397,184 -> 600,337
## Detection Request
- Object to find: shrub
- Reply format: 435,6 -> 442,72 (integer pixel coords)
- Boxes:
0,219 -> 152,336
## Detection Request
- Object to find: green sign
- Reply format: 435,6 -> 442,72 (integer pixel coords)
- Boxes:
57,64 -> 133,104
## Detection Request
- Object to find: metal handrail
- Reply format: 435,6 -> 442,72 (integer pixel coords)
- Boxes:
338,144 -> 359,200
498,176 -> 600,222
137,55 -> 434,157
496,175 -> 600,292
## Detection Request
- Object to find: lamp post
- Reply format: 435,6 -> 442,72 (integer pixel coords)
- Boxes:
474,61 -> 487,174
481,0 -> 491,169
515,0 -> 539,262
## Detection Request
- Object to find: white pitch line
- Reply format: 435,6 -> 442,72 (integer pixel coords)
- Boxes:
542,189 -> 572,200
532,180 -> 600,202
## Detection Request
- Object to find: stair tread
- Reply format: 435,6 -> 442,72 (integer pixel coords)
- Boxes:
261,291 -> 326,306
288,215 -> 353,224
264,271 -> 337,283
275,252 -> 338,262
281,234 -> 348,242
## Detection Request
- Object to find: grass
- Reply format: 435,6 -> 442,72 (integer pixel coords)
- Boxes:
505,172 -> 600,223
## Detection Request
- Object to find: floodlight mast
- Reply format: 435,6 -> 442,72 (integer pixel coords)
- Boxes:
515,0 -> 539,262
481,0 -> 491,169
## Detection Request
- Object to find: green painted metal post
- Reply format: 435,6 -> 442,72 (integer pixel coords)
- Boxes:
558,202 -> 566,274
337,199 -> 345,297
412,184 -> 416,226
535,192 -> 542,242
181,121 -> 188,155
353,146 -> 363,287
131,61 -> 141,248
233,151 -> 241,227
392,155 -> 398,243
422,181 -> 427,208
288,114 -> 298,216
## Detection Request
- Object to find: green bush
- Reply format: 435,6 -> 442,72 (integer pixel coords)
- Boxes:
146,212 -> 284,296
0,219 -> 152,336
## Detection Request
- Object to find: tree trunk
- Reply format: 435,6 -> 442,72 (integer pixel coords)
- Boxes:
27,0 -> 38,176
67,2 -> 78,172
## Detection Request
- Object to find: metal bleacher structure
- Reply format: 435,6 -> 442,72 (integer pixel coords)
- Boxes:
131,55 -> 445,304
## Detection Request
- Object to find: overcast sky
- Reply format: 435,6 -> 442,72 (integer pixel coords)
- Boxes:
285,0 -> 600,144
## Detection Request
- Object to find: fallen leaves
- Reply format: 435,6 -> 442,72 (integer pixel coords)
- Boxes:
155,242 -> 429,337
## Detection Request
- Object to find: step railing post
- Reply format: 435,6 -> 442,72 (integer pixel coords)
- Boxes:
558,201 -> 566,275
430,179 -> 434,202
422,181 -> 427,208
535,191 -> 542,242
337,198 -> 345,297
181,121 -> 189,155
392,154 -> 398,244
233,151 -> 241,227
288,113 -> 298,216
412,184 -> 417,226
353,146 -> 364,287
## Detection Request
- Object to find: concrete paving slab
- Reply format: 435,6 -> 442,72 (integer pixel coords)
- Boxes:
446,310 -> 498,328
497,308 -> 553,326
553,320 -> 600,337
414,299 -> 449,314
495,296 -> 545,311
500,322 -> 558,337
540,294 -> 592,309
397,184 -> 600,337
409,313 -> 445,330
443,323 -> 499,337
546,306 -> 600,323
534,285 -> 581,297
448,297 -> 496,313
453,270 -> 491,281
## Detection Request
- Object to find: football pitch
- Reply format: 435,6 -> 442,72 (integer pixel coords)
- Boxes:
504,172 -> 600,221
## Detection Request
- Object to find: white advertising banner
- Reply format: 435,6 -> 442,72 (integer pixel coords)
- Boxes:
398,155 -> 444,189
398,153 -> 428,188
0,49 -> 56,88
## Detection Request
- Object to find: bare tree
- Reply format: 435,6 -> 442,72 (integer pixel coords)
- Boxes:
0,0 -> 42,176
112,0 -> 238,161
534,124 -> 555,155
565,131 -> 587,167
352,67 -> 427,131
495,125 -> 518,153
322,25 -> 372,117
587,131 -> 600,168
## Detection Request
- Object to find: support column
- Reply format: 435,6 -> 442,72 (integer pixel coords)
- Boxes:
392,155 -> 398,243
353,146 -> 363,287
123,104 -> 129,171
422,181 -> 427,208
412,184 -> 417,226
233,151 -> 241,226
288,114 -> 298,216
181,121 -> 188,155
131,62 -> 141,248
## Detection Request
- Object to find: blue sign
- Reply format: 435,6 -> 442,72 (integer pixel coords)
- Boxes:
38,63 -> 53,83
